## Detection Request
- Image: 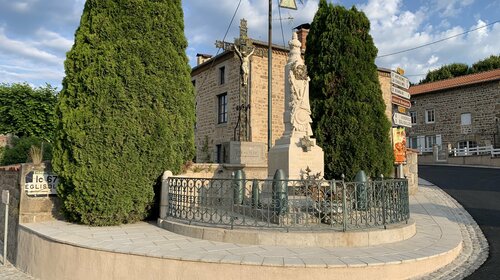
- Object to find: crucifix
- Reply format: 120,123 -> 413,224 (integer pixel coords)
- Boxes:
215,19 -> 254,142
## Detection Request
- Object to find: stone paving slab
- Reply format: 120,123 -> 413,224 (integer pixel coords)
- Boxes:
411,179 -> 488,280
20,181 -> 473,276
0,264 -> 35,279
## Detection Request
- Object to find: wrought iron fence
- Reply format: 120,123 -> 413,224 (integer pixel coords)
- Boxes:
166,176 -> 409,231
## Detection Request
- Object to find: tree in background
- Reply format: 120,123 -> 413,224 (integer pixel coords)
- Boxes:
53,0 -> 195,226
420,54 -> 500,84
305,0 -> 393,179
0,83 -> 57,141
420,63 -> 469,84
0,83 -> 56,165
471,54 -> 500,73
1,136 -> 52,165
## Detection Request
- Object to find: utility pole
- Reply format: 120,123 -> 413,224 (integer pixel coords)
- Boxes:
267,0 -> 272,151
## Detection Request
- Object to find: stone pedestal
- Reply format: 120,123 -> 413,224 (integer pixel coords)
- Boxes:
222,141 -> 267,165
268,136 -> 324,179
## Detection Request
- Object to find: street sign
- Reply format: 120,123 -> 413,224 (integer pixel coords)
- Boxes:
24,171 -> 59,196
397,106 -> 407,114
391,95 -> 411,109
391,71 -> 410,89
393,113 -> 412,128
391,85 -> 411,99
1,190 -> 9,205
279,0 -> 297,9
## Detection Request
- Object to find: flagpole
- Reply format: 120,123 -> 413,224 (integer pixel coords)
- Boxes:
267,0 -> 273,152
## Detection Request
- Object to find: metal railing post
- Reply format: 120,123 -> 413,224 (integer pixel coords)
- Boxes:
381,175 -> 387,229
341,174 -> 347,232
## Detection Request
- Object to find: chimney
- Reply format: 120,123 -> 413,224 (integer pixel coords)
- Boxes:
294,23 -> 310,52
196,53 -> 213,65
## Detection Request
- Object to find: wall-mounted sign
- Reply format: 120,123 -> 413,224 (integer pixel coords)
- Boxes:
391,95 -> 411,109
391,71 -> 410,89
24,171 -> 58,196
393,112 -> 412,128
390,85 -> 411,99
392,127 -> 407,164
1,190 -> 9,204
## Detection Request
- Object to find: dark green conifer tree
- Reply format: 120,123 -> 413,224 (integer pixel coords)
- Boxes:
53,0 -> 194,225
305,0 -> 393,179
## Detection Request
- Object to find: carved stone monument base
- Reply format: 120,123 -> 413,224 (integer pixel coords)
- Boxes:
222,141 -> 267,165
268,136 -> 324,179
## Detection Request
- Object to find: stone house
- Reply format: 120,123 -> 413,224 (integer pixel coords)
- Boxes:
407,69 -> 500,151
192,39 -> 288,163
192,24 -> 396,163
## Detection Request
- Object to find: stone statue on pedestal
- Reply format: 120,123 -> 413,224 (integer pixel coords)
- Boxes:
267,32 -> 324,179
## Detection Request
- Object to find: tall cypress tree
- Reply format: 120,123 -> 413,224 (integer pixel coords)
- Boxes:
53,0 -> 194,226
305,0 -> 393,179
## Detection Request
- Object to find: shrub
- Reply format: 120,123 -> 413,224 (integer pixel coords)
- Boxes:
305,0 -> 393,179
53,0 -> 195,225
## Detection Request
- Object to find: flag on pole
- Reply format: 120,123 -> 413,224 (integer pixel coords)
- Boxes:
279,0 -> 297,10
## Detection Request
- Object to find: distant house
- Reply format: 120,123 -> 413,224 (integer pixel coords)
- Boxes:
407,69 -> 500,152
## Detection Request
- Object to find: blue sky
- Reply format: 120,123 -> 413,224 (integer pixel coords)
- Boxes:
0,0 -> 499,88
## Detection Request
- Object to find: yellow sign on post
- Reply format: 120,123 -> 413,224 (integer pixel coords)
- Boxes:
279,0 -> 297,9
392,127 -> 407,164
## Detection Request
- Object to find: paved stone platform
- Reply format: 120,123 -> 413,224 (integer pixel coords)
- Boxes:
0,264 -> 34,280
15,181 -> 487,280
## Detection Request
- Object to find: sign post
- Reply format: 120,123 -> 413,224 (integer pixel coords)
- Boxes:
390,69 -> 410,179
2,190 -> 9,265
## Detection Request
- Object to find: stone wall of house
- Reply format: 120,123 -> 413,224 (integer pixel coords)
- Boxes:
408,81 -> 499,148
249,47 -> 287,147
378,70 -> 394,122
192,45 -> 289,162
0,165 -> 21,263
0,162 -> 61,264
193,53 -> 240,162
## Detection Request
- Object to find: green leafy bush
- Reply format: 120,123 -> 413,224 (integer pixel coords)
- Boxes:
53,0 -> 195,226
305,0 -> 393,179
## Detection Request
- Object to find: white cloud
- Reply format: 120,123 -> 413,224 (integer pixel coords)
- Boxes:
12,2 -> 30,12
0,28 -> 62,65
427,55 -> 439,65
435,0 -> 475,17
184,0 -> 318,65
359,0 -> 500,82
35,28 -> 74,52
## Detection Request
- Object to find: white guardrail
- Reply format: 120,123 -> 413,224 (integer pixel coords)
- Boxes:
416,145 -> 500,157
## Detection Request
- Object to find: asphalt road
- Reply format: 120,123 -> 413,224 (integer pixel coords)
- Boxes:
418,165 -> 500,280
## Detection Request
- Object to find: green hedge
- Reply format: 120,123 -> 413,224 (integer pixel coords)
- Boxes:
305,0 -> 393,179
53,0 -> 194,226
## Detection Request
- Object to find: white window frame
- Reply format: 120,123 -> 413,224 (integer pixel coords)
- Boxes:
425,109 -> 435,124
425,135 -> 436,149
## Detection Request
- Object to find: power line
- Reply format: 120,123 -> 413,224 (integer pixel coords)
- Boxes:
197,0 -> 242,89
377,19 -> 500,58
